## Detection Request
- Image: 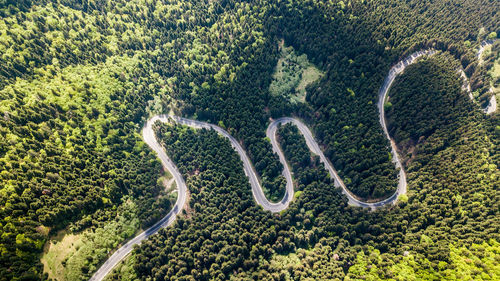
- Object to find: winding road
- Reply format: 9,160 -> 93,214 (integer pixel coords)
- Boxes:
89,116 -> 188,281
90,44 -> 494,281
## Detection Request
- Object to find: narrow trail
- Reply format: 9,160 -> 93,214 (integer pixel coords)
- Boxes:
90,42 -> 494,281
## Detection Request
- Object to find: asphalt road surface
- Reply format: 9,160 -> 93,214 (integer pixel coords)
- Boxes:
91,44 -> 492,280
91,108 -> 407,280
89,115 -> 187,281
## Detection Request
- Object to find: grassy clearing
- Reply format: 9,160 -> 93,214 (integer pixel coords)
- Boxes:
41,232 -> 83,281
41,199 -> 141,281
295,66 -> 323,103
269,43 -> 323,104
40,168 -> 178,281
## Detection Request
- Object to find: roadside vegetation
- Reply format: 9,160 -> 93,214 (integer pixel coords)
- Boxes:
41,184 -> 176,281
133,122 -> 286,280
482,41 -> 500,109
0,0 -> 498,280
41,202 -> 140,281
472,35 -> 499,108
104,252 -> 139,281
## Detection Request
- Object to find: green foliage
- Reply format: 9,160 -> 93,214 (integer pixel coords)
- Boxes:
134,122 -> 287,280
384,101 -> 393,112
269,43 -> 323,104
104,252 -> 139,281
346,240 -> 500,281
267,0 -> 499,200
0,0 -> 286,277
1,0 -> 499,280
478,40 -> 500,106
468,39 -> 500,107
386,54 -> 463,144
42,199 -> 140,280
445,240 -> 500,280
0,52 -> 164,278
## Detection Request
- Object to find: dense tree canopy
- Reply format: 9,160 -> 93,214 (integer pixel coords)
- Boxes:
0,0 -> 498,280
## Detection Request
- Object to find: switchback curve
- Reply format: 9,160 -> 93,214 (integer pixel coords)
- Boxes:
90,44 -> 491,280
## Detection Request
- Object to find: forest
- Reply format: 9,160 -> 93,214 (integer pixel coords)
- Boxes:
0,0 -> 498,280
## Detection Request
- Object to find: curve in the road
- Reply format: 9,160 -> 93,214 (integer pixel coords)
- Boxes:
89,116 -> 188,281
91,43 -> 493,280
